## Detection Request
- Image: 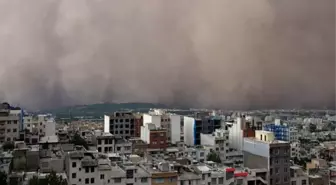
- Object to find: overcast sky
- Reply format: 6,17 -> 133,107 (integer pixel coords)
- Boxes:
0,0 -> 334,110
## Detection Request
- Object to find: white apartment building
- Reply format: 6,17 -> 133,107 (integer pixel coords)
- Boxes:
184,147 -> 208,163
183,116 -> 196,146
65,151 -> 151,185
291,142 -> 301,158
201,129 -> 230,162
24,114 -> 56,137
227,117 -> 245,151
143,110 -> 181,144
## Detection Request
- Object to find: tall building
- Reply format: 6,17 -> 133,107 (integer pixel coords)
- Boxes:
105,112 -> 136,138
184,115 -> 223,146
0,103 -> 21,143
243,130 -> 291,185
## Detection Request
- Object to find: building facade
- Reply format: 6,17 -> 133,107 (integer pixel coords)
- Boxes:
243,130 -> 291,185
106,112 -> 136,138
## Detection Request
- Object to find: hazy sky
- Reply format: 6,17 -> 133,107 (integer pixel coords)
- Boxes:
0,0 -> 334,110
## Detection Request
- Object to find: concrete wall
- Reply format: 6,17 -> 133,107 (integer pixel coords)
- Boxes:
243,138 -> 270,158
243,151 -> 268,169
200,134 -> 215,146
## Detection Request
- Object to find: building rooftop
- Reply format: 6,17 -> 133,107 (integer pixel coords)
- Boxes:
244,137 -> 288,144
39,136 -> 59,144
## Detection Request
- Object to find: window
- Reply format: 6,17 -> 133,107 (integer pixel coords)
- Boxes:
85,178 -> 89,184
90,178 -> 94,183
98,139 -> 101,145
202,174 -> 206,180
13,129 -> 17,132
85,167 -> 89,173
291,181 -> 297,185
13,121 -> 17,124
141,178 -> 147,183
302,180 -> 307,185
275,168 -> 279,174
98,147 -> 101,152
91,167 -> 94,172
100,174 -> 104,179
218,177 -> 224,184
154,178 -> 164,183
284,176 -> 288,182
126,169 -> 134,179
72,173 -> 76,178
114,178 -> 122,183
7,129 -> 10,133
284,167 -> 288,172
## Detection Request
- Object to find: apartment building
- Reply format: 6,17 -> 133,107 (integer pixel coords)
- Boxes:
24,114 -> 56,137
141,122 -> 167,152
115,139 -> 132,155
201,128 -> 230,162
143,162 -> 178,185
65,151 -> 151,185
290,166 -> 309,185
95,131 -> 115,153
105,112 -> 136,138
243,130 -> 291,185
0,103 -> 21,143
143,110 -> 181,144
227,116 -> 263,151
183,117 -> 202,146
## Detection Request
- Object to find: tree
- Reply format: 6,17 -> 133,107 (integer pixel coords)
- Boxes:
207,151 -> 221,163
71,133 -> 89,150
28,172 -> 67,185
2,142 -> 14,151
0,171 -> 7,185
309,123 -> 317,132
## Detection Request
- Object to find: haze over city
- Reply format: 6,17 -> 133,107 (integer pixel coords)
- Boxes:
0,0 -> 334,110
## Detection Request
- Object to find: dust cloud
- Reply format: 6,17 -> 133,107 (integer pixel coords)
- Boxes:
0,0 -> 334,110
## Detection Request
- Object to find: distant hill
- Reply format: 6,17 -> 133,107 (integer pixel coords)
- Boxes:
39,102 -> 169,119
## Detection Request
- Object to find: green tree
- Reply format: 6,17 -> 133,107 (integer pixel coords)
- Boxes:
0,171 -> 7,185
71,133 -> 89,150
28,172 -> 67,185
207,151 -> 221,163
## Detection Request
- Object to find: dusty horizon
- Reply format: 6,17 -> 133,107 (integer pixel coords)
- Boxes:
0,0 -> 334,110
